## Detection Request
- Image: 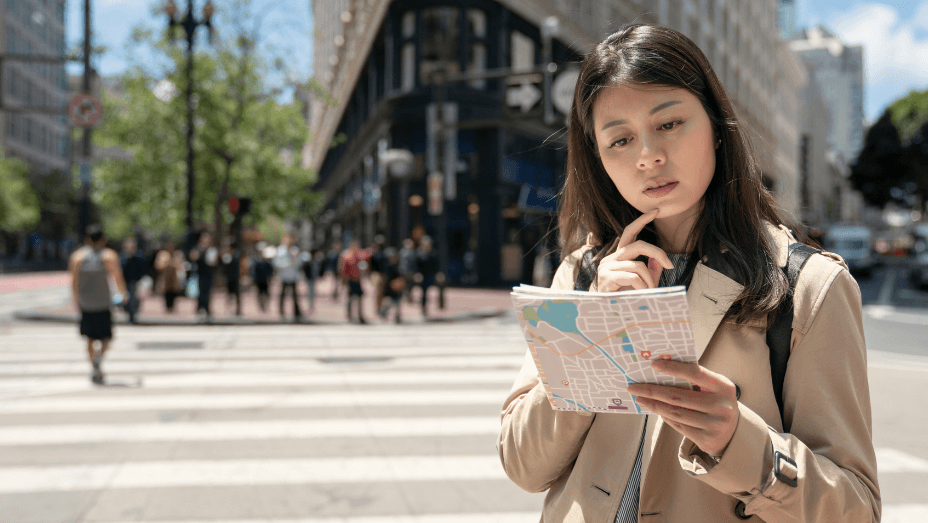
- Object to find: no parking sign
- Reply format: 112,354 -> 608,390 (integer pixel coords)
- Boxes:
68,93 -> 103,128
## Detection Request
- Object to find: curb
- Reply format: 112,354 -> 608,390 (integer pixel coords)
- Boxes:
13,307 -> 513,327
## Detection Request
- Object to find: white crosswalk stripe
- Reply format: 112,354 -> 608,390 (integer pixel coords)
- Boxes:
0,320 -> 923,522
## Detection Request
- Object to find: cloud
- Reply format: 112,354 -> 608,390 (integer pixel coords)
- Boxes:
833,2 -> 928,112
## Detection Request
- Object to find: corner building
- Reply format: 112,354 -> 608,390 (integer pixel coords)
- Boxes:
308,0 -> 787,286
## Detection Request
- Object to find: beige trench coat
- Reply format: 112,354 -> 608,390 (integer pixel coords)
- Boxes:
498,225 -> 880,522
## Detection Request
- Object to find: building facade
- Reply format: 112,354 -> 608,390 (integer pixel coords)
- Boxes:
308,0 -> 797,286
1,0 -> 72,261
789,26 -> 865,165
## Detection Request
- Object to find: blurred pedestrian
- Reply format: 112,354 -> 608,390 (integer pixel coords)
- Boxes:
250,243 -> 274,312
302,248 -> 324,311
153,239 -> 183,313
339,239 -> 371,324
415,236 -> 440,317
326,240 -> 343,301
68,224 -> 127,384
120,237 -> 147,324
188,231 -> 219,323
398,238 -> 418,304
378,247 -> 404,324
369,235 -> 387,312
275,232 -> 303,321
221,240 -> 242,316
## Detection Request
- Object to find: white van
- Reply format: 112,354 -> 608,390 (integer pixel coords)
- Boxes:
824,224 -> 874,277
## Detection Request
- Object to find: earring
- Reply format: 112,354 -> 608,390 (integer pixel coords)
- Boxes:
715,139 -> 721,150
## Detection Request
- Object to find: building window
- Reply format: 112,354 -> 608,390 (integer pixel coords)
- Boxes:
402,11 -> 415,39
511,31 -> 534,73
468,9 -> 486,38
401,42 -> 415,92
420,7 -> 460,84
469,42 -> 487,89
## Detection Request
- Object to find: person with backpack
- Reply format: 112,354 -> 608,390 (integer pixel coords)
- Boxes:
498,24 -> 879,523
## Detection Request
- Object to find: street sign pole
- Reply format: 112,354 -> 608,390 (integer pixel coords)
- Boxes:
80,0 -> 93,238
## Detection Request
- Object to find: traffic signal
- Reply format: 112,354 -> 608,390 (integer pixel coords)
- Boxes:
228,196 -> 252,216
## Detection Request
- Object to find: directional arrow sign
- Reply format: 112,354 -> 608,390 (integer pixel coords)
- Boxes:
507,83 -> 542,113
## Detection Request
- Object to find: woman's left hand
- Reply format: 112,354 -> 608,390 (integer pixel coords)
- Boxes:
627,360 -> 739,458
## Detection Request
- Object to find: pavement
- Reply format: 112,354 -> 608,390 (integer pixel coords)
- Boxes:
6,271 -> 516,326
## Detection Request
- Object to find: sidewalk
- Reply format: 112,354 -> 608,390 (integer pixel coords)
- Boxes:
13,274 -> 516,326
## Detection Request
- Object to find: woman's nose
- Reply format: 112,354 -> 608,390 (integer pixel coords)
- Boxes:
637,139 -> 665,169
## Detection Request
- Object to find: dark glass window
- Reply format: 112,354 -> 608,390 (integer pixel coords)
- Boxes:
420,7 -> 460,84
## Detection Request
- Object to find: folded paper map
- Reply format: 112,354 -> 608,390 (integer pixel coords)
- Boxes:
511,284 -> 697,414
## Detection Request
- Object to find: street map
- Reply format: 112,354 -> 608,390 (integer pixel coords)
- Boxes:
511,284 -> 697,414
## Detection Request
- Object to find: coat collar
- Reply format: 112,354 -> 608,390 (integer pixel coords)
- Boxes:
686,261 -> 744,361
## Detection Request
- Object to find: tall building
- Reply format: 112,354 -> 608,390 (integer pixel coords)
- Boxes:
777,0 -> 796,39
1,0 -> 72,260
789,26 -> 865,165
307,0 -> 792,286
1,0 -> 70,173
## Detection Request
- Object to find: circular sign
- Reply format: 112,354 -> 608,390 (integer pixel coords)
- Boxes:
68,93 -> 103,128
551,69 -> 580,116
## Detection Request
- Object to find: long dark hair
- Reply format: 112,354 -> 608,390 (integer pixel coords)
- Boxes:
559,24 -> 808,324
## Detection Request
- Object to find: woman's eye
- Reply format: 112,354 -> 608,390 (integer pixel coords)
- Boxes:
609,137 -> 629,148
659,121 -> 682,131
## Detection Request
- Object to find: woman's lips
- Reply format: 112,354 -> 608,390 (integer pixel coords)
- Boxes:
644,181 -> 678,197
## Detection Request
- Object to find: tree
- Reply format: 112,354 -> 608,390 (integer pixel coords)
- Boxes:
92,2 -> 322,242
849,111 -> 906,207
0,156 -> 40,232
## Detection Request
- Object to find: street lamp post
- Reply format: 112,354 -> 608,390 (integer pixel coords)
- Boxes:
164,0 -> 215,248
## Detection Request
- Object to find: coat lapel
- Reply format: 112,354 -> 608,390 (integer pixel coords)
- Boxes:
686,262 -> 744,361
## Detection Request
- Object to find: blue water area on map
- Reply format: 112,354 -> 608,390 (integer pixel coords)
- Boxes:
638,305 -> 649,310
610,300 -> 617,304
522,300 -> 581,334
622,343 -> 634,353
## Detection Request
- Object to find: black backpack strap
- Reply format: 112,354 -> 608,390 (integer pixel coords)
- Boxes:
767,243 -> 820,426
574,248 -> 600,291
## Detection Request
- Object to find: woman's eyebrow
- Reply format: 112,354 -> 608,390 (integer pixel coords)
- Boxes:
599,100 -> 683,131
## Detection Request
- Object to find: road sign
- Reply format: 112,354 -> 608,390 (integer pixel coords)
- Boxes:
68,93 -> 103,128
552,69 -> 580,116
506,83 -> 542,112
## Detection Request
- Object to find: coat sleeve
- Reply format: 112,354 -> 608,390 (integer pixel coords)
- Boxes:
679,266 -> 880,522
497,246 -> 597,493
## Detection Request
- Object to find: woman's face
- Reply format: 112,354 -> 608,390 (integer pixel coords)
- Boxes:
592,84 -> 716,238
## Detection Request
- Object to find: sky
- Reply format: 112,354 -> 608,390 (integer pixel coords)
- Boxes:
66,1 -> 928,123
65,0 -> 314,91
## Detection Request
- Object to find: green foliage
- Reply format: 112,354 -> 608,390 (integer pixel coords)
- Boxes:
888,89 -> 928,143
93,20 -> 319,240
852,93 -> 928,207
0,156 -> 40,231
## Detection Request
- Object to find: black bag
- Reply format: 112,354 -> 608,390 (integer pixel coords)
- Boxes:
573,243 -> 819,425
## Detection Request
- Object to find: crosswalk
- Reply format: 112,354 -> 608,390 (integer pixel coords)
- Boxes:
0,318 -> 926,522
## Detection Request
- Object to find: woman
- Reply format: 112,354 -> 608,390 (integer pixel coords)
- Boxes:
498,25 -> 879,522
153,239 -> 183,313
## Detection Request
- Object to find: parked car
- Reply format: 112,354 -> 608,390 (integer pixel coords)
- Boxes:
824,224 -> 875,278
911,224 -> 928,290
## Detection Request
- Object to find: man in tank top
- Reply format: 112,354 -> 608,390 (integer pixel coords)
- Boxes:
68,224 -> 127,384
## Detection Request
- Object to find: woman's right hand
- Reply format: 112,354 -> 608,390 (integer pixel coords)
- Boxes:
597,209 -> 674,292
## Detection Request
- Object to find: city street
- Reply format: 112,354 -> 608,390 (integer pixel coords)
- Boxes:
0,264 -> 926,522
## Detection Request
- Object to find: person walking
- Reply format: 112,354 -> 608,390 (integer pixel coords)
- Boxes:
415,236 -> 440,317
326,240 -> 343,301
250,243 -> 274,313
119,237 -> 147,324
188,231 -> 219,323
302,248 -> 324,311
68,224 -> 128,384
221,240 -> 242,316
275,232 -> 303,321
153,239 -> 183,313
398,238 -> 418,304
368,235 -> 387,312
377,247 -> 404,324
498,24 -> 879,523
338,239 -> 371,324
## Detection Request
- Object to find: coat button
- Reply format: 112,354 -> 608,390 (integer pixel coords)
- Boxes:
735,500 -> 751,519
735,383 -> 741,400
